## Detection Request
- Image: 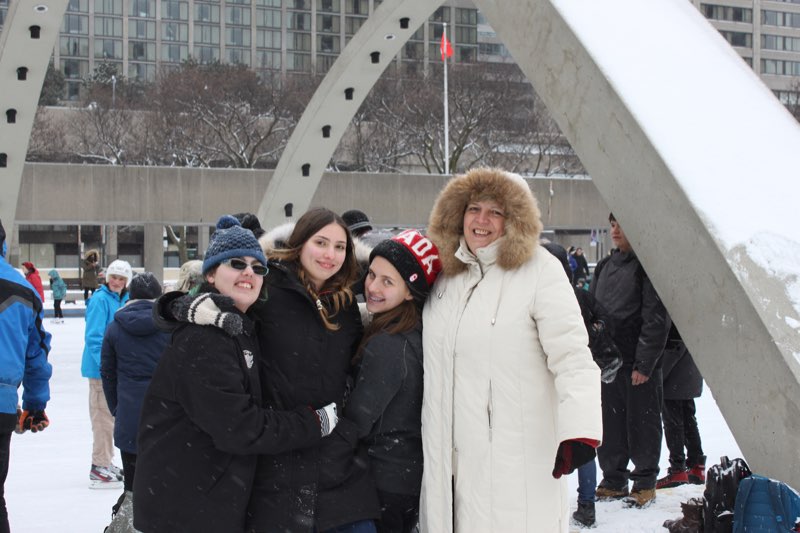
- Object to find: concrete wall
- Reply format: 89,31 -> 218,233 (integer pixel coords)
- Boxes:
16,162 -> 610,230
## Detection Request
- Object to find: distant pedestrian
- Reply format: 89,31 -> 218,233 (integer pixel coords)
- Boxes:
48,269 -> 67,322
22,262 -> 44,302
574,247 -> 591,284
82,250 -> 101,300
656,324 -> 706,489
0,219 -> 53,533
82,259 -> 132,489
342,209 -> 373,239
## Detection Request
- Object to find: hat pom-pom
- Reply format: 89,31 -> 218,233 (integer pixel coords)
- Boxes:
216,215 -> 241,231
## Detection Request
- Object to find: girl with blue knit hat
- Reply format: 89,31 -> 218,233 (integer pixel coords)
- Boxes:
133,216 -> 340,533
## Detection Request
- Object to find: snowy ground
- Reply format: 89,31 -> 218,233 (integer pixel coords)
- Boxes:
6,317 -> 743,532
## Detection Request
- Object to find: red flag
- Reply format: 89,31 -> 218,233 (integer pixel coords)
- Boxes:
440,32 -> 453,62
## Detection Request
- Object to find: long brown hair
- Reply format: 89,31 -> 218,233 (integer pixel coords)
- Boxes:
269,207 -> 359,330
355,298 -> 419,363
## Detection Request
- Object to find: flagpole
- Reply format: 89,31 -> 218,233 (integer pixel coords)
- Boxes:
443,22 -> 450,175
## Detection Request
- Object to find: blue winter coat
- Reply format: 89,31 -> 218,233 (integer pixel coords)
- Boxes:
101,299 -> 169,454
82,284 -> 129,379
48,269 -> 67,300
0,257 -> 52,415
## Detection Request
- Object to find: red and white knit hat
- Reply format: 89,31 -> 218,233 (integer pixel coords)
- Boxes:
369,229 -> 442,302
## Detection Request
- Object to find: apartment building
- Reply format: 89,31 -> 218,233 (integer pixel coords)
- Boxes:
0,0 -> 798,101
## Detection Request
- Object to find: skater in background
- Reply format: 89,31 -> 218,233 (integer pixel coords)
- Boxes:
82,259 -> 132,489
346,230 -> 442,533
82,250 -> 101,301
101,272 -> 169,530
21,262 -> 44,302
48,269 -> 67,323
0,219 -> 52,533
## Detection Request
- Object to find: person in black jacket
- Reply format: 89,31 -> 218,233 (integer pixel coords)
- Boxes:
656,324 -> 706,489
247,207 -> 381,533
589,213 -> 670,509
100,272 -> 169,527
347,230 -> 442,533
133,216 -> 336,533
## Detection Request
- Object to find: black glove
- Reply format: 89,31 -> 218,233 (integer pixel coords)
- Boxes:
589,320 -> 623,383
169,292 -> 243,336
16,409 -> 49,434
552,440 -> 596,479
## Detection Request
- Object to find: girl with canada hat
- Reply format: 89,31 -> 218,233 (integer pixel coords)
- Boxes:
346,229 -> 441,533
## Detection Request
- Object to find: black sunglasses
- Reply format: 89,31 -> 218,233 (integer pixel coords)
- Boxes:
221,258 -> 268,276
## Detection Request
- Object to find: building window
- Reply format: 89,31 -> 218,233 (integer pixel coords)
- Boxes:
62,58 -> 89,79
256,49 -> 281,69
318,35 -> 340,53
195,24 -> 220,44
128,62 -> 156,82
291,0 -> 311,9
95,16 -> 122,37
762,10 -> 800,28
130,0 -> 155,18
162,44 -> 188,63
129,41 -> 155,61
60,36 -> 89,57
318,0 -> 340,13
227,48 -> 251,66
162,22 -> 188,42
162,0 -> 188,21
701,4 -> 753,23
456,8 -> 477,25
130,19 -> 156,40
719,30 -> 752,48
287,12 -> 311,30
257,29 -> 281,48
762,33 -> 800,52
63,14 -> 89,35
318,14 -> 340,33
195,3 -> 220,23
346,0 -> 368,15
95,38 -> 122,59
403,42 -> 423,60
345,16 -> 365,35
256,0 -> 281,7
288,32 -> 312,51
95,0 -> 121,15
430,6 -> 451,23
257,8 -> 281,28
226,27 -> 251,47
226,6 -> 251,26
287,52 -> 311,71
67,0 -> 88,13
761,58 -> 800,75
318,54 -> 337,73
455,26 -> 477,45
197,46 -> 220,64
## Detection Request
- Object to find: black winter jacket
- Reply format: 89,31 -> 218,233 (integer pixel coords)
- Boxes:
134,302 -> 322,533
247,261 -> 380,532
661,325 -> 703,400
100,299 -> 169,454
589,249 -> 670,377
346,322 -> 424,496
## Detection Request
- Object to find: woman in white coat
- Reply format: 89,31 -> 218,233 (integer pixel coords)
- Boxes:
420,168 -> 603,532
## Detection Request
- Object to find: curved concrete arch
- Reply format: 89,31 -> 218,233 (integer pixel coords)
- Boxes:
0,0 -> 69,242
256,0 -> 444,229
265,0 -> 800,484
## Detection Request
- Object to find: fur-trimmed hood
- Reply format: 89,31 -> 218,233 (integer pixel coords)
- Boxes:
259,222 -> 295,258
427,168 -> 543,275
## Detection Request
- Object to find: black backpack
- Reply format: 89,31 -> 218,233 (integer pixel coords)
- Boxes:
704,456 -> 753,533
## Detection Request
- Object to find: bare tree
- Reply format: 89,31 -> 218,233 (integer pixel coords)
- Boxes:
27,107 -> 68,162
147,62 -> 314,168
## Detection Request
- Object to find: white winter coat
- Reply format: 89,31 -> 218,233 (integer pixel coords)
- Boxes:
420,237 -> 602,532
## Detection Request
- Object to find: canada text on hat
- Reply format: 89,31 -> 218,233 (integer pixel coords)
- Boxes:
393,230 -> 441,288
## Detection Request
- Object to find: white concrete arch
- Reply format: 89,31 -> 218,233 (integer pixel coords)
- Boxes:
263,0 -> 800,485
0,0 -> 69,242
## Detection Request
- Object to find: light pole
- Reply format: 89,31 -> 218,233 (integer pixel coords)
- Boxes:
111,75 -> 116,108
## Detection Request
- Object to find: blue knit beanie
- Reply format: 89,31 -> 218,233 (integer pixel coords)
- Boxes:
202,215 -> 268,275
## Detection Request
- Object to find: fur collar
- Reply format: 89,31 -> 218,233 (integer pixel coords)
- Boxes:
427,168 -> 543,275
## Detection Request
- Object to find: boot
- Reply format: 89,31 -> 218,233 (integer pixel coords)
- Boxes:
572,501 -> 596,528
657,467 -> 690,489
595,485 -> 629,500
687,456 -> 706,485
663,497 -> 704,532
624,488 -> 656,508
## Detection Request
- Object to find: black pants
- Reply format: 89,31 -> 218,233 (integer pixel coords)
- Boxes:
84,288 -> 95,300
0,429 -> 13,533
598,366 -> 663,491
376,491 -> 419,533
121,451 -> 136,492
662,399 -> 704,470
53,299 -> 63,319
